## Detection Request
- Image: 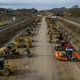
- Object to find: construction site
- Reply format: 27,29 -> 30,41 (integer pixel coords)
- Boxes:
0,1 -> 80,80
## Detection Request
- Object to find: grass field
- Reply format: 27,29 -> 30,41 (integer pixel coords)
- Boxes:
64,17 -> 80,23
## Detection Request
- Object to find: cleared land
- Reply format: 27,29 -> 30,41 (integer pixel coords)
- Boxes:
0,17 -> 80,80
64,17 -> 80,23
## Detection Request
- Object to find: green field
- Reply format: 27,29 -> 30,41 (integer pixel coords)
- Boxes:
64,17 -> 80,23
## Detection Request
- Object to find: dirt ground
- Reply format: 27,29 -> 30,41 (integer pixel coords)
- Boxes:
0,17 -> 80,80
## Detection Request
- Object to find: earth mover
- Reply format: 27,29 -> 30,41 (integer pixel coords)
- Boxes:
55,40 -> 73,51
0,44 -> 19,59
0,58 -> 17,75
55,48 -> 80,61
13,36 -> 32,48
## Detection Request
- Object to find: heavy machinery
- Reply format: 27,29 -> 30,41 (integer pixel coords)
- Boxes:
0,44 -> 19,58
13,36 -> 32,48
0,58 -> 17,75
55,31 -> 74,51
55,40 -> 73,51
55,48 -> 80,61
13,36 -> 27,48
48,27 -> 60,43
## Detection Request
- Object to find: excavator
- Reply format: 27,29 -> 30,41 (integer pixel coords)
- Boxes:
13,36 -> 32,49
0,35 -> 32,59
0,58 -> 17,75
55,47 -> 80,61
55,40 -> 74,51
0,43 -> 19,59
54,30 -> 74,51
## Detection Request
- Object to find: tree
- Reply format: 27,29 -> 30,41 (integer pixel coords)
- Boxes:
72,5 -> 79,8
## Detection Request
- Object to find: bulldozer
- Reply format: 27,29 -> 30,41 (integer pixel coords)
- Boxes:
0,58 -> 17,75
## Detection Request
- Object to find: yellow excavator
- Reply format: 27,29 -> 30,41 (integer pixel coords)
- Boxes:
13,36 -> 32,49
0,58 -> 17,75
0,44 -> 20,59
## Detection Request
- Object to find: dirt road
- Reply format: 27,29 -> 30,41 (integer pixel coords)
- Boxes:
28,17 -> 56,80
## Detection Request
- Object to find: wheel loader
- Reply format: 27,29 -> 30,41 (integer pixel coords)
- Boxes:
0,58 -> 17,75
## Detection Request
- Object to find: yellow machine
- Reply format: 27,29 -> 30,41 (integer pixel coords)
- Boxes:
0,58 -> 17,75
26,36 -> 32,48
13,36 -> 26,48
0,45 -> 19,59
13,36 -> 32,49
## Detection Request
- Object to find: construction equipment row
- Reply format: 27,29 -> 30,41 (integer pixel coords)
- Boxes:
0,16 -> 42,76
46,16 -> 80,61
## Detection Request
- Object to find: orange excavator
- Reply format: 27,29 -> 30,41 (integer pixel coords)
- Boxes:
55,48 -> 80,61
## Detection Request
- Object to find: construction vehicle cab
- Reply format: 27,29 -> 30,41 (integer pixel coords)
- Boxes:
0,58 -> 17,75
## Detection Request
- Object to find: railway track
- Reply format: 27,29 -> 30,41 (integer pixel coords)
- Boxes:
0,17 -> 41,80
0,16 -> 36,47
0,17 -> 30,31
0,18 -> 31,32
